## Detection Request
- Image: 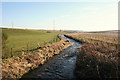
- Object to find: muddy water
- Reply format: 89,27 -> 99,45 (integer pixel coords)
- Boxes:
21,35 -> 81,79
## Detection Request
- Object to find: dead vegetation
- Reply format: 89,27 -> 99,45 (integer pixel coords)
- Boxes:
65,33 -> 119,79
2,37 -> 73,79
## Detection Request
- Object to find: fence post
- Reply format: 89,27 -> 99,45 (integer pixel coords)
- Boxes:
56,38 -> 57,42
11,48 -> 13,57
44,41 -> 46,45
27,43 -> 29,53
37,43 -> 40,48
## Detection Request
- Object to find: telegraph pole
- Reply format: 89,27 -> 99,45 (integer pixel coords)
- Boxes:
53,18 -> 55,31
11,21 -> 14,28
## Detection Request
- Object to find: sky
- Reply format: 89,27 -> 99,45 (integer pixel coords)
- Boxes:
2,1 -> 118,31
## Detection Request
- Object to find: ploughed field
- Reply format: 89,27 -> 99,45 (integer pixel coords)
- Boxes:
65,32 -> 119,79
2,28 -> 61,58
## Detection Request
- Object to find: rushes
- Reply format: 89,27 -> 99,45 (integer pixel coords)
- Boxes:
66,33 -> 119,79
75,43 -> 118,79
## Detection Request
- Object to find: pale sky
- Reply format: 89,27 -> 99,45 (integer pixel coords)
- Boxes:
1,1 -> 118,31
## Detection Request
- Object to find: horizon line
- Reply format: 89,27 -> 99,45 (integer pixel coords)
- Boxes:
0,26 -> 118,32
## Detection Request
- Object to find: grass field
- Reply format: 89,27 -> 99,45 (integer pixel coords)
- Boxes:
2,28 -> 61,58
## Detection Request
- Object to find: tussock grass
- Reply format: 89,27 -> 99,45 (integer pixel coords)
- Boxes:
75,43 -> 118,79
66,33 -> 119,79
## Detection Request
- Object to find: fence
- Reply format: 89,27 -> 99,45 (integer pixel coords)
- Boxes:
8,34 -> 61,58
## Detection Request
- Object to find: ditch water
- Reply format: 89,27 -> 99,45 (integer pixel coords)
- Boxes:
21,35 -> 82,80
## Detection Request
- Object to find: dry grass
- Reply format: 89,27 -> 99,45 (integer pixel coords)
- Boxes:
65,33 -> 119,79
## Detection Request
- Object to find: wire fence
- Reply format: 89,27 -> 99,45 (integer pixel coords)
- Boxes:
8,35 -> 61,58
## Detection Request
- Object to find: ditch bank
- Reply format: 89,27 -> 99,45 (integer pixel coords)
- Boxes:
64,35 -> 85,44
20,35 -> 82,79
64,34 -> 119,79
2,35 -> 73,80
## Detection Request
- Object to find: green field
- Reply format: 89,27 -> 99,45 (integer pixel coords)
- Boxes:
2,28 -> 61,58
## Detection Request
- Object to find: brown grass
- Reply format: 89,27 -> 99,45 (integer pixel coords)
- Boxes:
65,33 -> 119,79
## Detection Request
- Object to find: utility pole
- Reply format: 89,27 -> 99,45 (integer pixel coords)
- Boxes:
11,21 -> 14,28
53,18 -> 55,31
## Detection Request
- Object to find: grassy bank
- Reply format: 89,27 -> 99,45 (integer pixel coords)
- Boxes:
2,35 -> 73,79
66,33 -> 119,79
2,28 -> 61,58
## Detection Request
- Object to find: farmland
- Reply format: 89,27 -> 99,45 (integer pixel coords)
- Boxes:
2,28 -> 61,58
2,29 -> 119,79
66,33 -> 118,46
65,32 -> 119,79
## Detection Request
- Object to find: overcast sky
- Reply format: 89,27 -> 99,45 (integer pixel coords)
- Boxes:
2,1 -> 118,31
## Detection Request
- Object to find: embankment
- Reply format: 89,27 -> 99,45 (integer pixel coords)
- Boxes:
65,34 -> 119,79
2,35 -> 73,79
64,35 -> 85,43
